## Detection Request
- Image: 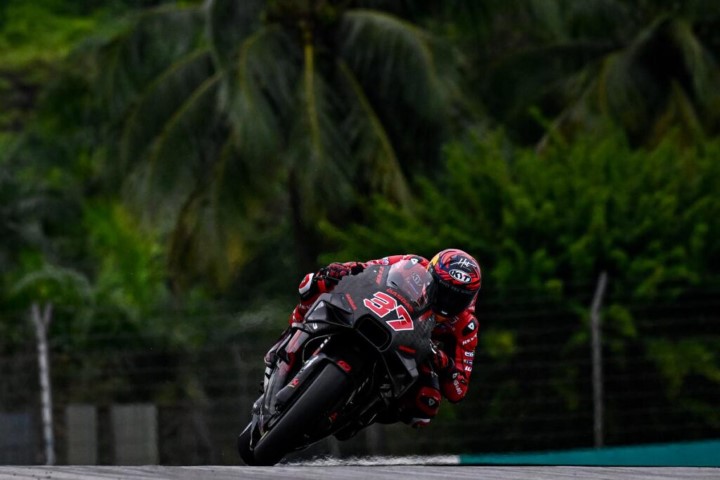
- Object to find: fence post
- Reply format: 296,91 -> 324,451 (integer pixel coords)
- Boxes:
30,302 -> 55,465
590,272 -> 608,448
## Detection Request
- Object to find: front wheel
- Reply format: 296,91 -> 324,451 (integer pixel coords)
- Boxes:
251,362 -> 349,466
237,423 -> 254,465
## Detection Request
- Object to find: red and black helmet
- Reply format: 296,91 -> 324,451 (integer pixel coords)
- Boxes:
428,249 -> 482,317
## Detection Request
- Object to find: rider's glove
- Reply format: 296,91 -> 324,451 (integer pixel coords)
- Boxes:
317,262 -> 364,285
298,262 -> 365,303
431,343 -> 455,374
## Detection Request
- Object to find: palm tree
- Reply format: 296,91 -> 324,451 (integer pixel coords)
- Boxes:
455,0 -> 720,146
84,0 -> 460,289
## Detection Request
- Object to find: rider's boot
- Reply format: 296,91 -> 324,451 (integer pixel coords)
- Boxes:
398,370 -> 441,428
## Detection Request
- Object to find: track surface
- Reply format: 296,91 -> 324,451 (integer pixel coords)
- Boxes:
0,466 -> 718,480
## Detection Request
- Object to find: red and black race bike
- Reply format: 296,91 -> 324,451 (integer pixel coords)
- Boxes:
237,259 -> 437,466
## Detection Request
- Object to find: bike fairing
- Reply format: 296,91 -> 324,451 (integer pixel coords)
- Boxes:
239,260 -> 439,465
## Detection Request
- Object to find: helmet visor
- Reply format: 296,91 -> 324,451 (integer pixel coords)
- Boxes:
434,282 -> 476,317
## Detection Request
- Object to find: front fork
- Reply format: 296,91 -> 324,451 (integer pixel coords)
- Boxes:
258,332 -> 362,435
262,324 -> 310,390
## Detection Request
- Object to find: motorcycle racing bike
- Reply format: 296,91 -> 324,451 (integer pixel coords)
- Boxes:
237,258 -> 438,466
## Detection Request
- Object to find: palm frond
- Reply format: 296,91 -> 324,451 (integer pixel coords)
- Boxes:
228,27 -> 301,169
92,4 -> 206,119
485,42 -> 615,125
336,59 -> 410,207
166,127 -> 285,290
648,81 -> 705,146
205,0 -> 265,69
286,43 -> 353,222
339,9 -> 448,119
667,19 -> 720,127
122,72 -> 223,228
592,17 -> 715,140
526,0 -> 567,40
120,49 -> 215,171
566,0 -> 633,42
596,50 -> 656,133
167,181 -> 249,290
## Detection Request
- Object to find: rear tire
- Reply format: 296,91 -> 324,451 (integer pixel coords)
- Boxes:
252,362 -> 348,466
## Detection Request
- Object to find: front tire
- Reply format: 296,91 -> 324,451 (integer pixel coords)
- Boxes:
251,362 -> 348,466
237,423 -> 254,465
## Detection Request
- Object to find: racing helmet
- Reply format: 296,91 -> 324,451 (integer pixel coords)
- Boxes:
428,249 -> 481,317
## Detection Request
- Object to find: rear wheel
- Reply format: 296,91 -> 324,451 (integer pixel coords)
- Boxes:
251,362 -> 348,466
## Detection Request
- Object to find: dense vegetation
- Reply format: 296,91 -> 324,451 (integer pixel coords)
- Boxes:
2,0 -> 719,455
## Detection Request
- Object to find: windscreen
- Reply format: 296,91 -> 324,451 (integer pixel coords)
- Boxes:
386,260 -> 435,311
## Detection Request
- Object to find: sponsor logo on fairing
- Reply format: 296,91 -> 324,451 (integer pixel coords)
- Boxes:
464,351 -> 475,357
387,288 -> 414,313
344,293 -> 357,311
375,266 -> 385,285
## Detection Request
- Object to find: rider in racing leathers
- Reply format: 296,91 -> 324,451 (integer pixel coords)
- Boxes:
265,248 -> 482,428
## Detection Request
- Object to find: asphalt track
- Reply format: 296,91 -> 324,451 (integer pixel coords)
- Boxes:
1,465 -> 718,480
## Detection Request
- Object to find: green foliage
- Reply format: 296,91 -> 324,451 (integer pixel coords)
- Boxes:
85,201 -> 168,319
458,0 -> 720,146
480,329 -> 517,361
647,338 -> 720,398
0,1 -> 97,69
328,127 -> 720,299
69,199 -> 212,349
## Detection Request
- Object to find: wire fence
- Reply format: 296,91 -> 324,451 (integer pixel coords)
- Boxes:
1,286 -> 719,465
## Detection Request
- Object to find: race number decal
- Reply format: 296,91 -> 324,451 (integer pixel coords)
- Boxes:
363,292 -> 414,331
363,291 -> 395,317
386,306 -> 413,331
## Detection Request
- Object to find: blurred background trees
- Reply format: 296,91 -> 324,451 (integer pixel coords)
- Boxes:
1,0 -> 719,461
